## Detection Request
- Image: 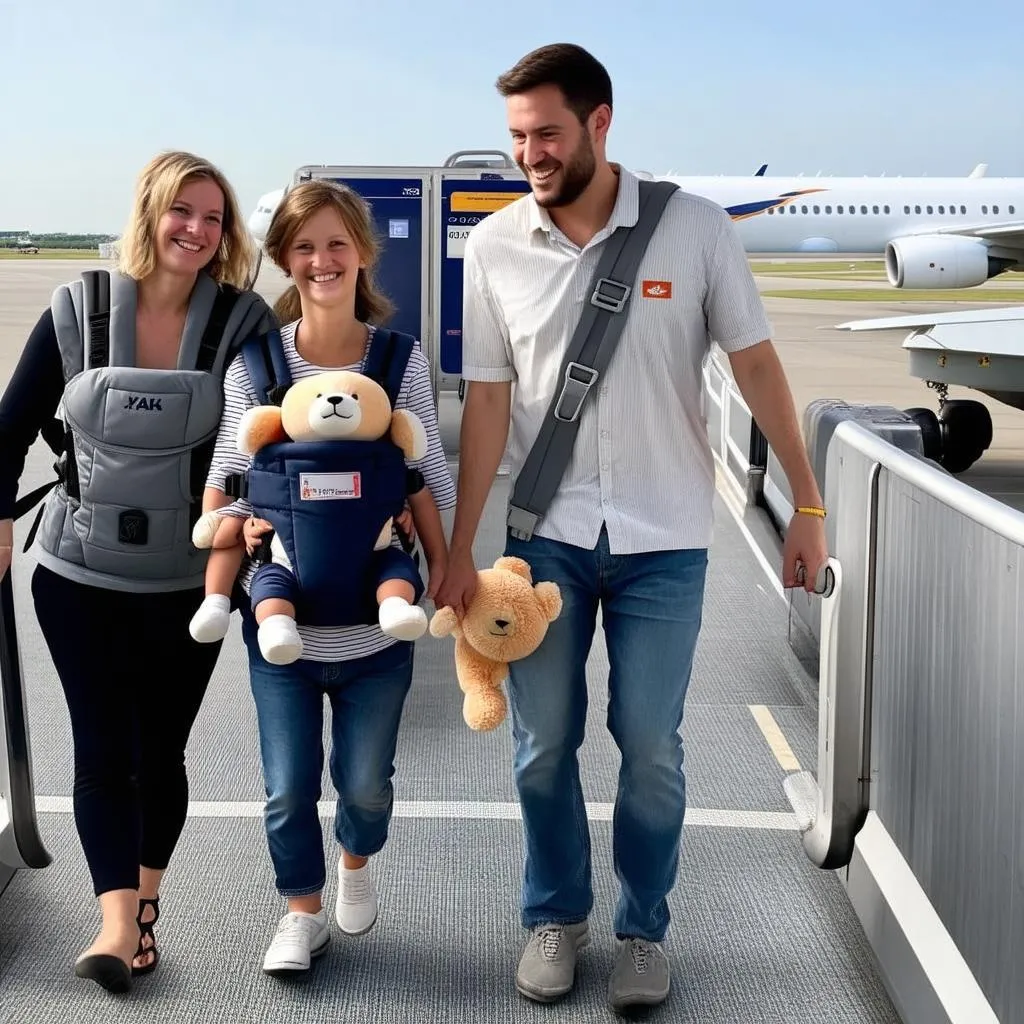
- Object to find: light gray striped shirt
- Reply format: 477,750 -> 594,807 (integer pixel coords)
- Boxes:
205,319 -> 456,662
461,164 -> 772,553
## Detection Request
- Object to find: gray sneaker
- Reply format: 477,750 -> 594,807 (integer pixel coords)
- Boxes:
515,921 -> 591,1002
607,937 -> 670,1013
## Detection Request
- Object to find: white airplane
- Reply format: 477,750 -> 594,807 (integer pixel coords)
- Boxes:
247,164 -> 1023,291
655,171 -> 1024,289
248,187 -> 284,244
834,305 -> 1024,472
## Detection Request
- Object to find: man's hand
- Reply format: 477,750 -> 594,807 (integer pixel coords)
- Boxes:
433,547 -> 478,620
783,511 -> 829,592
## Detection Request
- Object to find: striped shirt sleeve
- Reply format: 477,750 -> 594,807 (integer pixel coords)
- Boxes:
205,352 -> 255,518
461,231 -> 515,383
397,345 -> 456,510
704,208 -> 774,352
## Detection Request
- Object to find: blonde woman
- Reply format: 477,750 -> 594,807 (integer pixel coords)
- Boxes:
203,179 -> 454,975
0,150 -> 276,993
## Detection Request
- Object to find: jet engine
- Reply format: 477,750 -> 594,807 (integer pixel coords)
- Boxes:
885,234 -> 1009,289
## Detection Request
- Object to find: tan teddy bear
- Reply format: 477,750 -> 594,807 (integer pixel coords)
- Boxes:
429,556 -> 562,731
189,368 -> 431,664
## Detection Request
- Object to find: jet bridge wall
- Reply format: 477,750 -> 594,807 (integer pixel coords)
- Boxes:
702,350 -> 1022,1024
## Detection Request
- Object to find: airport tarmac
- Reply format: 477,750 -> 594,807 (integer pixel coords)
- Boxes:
1,257 -> 1022,513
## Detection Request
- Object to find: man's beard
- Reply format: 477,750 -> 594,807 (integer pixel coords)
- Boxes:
521,135 -> 596,208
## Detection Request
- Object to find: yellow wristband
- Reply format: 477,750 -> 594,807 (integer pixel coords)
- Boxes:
795,505 -> 827,518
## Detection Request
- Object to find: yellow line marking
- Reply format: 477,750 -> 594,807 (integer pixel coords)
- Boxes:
749,705 -> 801,771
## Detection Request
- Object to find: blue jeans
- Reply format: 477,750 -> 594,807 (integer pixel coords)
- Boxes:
240,607 -> 414,897
504,526 -> 708,942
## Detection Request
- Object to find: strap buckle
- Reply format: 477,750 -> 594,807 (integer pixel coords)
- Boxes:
591,277 -> 630,313
553,361 -> 599,423
506,504 -> 539,542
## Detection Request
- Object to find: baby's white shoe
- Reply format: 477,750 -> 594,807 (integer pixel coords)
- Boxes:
378,596 -> 427,641
258,614 -> 303,664
189,594 -> 231,643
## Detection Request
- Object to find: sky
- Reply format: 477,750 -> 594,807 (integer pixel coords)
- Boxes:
2,0 -> 1022,234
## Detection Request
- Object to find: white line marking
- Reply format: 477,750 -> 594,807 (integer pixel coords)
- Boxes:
33,797 -> 798,831
713,461 -> 786,601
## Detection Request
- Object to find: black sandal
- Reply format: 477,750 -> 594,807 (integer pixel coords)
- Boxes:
132,896 -> 160,977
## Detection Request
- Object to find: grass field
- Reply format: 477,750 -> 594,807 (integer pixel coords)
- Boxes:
749,259 -> 887,280
761,287 -> 1024,302
0,249 -> 99,260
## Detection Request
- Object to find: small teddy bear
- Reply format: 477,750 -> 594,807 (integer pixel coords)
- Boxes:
429,556 -> 562,731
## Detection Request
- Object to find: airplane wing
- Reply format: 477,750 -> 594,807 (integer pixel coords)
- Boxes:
834,306 -> 1024,359
835,306 -> 1024,332
905,219 -> 1024,252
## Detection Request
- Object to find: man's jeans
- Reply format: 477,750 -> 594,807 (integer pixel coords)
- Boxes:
504,526 -> 708,942
241,607 -> 414,897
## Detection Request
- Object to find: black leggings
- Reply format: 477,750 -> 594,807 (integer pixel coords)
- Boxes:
31,564 -> 222,897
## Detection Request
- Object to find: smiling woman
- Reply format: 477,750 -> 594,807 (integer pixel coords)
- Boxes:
0,148 -> 276,995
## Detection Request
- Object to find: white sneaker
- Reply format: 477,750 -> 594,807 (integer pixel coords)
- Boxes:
335,860 -> 378,935
262,909 -> 330,974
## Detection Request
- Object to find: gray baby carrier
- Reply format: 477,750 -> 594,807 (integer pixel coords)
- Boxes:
22,269 -> 271,592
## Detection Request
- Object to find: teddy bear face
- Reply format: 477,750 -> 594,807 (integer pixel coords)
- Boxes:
459,566 -> 557,663
280,371 -> 393,443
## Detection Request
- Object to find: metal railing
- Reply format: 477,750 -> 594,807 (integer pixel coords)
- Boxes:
703,347 -> 1017,1023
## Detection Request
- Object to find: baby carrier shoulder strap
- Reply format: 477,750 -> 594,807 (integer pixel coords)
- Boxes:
361,327 -> 416,408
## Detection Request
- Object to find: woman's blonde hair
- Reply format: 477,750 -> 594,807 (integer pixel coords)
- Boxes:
117,150 -> 255,289
263,179 -> 394,326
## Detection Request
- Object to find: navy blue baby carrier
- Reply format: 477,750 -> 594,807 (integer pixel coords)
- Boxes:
224,326 -> 424,628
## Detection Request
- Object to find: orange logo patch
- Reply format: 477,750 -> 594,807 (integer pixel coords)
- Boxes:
642,280 -> 672,298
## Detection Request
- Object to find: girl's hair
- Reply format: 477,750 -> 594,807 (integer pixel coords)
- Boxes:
262,179 -> 394,326
117,150 -> 255,289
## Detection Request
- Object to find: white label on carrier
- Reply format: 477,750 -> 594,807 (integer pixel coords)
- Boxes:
299,472 -> 361,500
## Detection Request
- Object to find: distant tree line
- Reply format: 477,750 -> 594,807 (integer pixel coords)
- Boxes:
0,232 -> 117,250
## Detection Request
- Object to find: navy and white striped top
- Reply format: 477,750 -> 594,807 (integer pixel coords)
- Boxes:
205,319 -> 456,662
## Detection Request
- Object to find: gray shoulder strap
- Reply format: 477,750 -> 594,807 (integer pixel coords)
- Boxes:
50,270 -> 115,380
506,178 -> 679,541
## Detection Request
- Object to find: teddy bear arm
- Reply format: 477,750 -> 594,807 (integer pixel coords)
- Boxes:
390,409 -> 428,461
453,640 -> 500,692
237,407 -> 287,455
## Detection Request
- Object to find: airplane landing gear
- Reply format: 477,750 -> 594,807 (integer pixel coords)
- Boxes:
904,382 -> 993,474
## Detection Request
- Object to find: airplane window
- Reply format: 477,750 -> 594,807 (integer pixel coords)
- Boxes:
872,205 -> 879,214
861,205 -> 867,213
813,205 -> 820,213
790,206 -> 796,213
1011,205 -> 1016,214
938,205 -> 945,213
837,205 -> 843,213
993,205 -> 1000,214
982,205 -> 988,213
926,205 -> 933,213
960,205 -> 966,213
904,205 -> 910,214
884,205 -> 890,213
801,205 -> 808,213
915,205 -> 921,213
825,205 -> 832,213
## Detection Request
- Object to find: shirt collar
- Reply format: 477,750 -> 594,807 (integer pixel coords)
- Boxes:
527,163 -> 639,240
